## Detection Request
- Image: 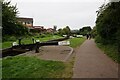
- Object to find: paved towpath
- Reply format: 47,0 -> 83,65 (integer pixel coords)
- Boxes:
73,39 -> 118,78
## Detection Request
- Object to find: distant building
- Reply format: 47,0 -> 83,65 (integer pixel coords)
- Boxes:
46,28 -> 54,33
17,17 -> 54,34
32,26 -> 46,33
17,17 -> 33,29
33,26 -> 44,30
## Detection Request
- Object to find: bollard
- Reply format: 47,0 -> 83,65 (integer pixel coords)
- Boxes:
32,38 -> 34,44
35,42 -> 39,53
18,38 -> 22,45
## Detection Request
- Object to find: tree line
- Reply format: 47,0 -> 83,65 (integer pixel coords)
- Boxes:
93,1 -> 120,55
95,2 -> 120,45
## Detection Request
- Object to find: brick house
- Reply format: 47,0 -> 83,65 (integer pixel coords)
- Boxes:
46,28 -> 54,33
17,17 -> 33,29
32,26 -> 46,33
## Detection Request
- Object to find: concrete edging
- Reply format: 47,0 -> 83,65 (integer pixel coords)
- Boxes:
64,46 -> 74,62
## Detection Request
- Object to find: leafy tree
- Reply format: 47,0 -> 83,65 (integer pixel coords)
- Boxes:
96,2 -> 120,44
63,26 -> 71,36
79,26 -> 92,36
2,1 -> 28,36
53,25 -> 57,32
58,26 -> 71,36
2,1 -> 18,35
58,28 -> 64,36
71,30 -> 79,35
91,26 -> 97,38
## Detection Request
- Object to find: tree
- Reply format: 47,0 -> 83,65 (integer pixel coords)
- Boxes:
71,30 -> 79,35
79,26 -> 92,36
63,26 -> 71,36
2,1 -> 28,36
91,26 -> 97,38
2,1 -> 18,35
96,2 -> 120,44
58,26 -> 71,36
53,25 -> 57,32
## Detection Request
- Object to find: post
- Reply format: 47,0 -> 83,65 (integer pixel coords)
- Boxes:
32,38 -> 34,44
18,38 -> 22,45
35,40 -> 40,53
35,42 -> 39,53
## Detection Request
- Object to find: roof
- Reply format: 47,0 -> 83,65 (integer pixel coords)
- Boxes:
17,17 -> 33,20
47,28 -> 53,30
33,26 -> 44,29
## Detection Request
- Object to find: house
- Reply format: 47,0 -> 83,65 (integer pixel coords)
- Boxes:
17,17 -> 33,29
17,17 -> 54,34
33,26 -> 44,30
32,26 -> 46,33
46,28 -> 54,33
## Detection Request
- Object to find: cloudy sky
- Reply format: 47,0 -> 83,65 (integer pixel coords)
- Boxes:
10,0 -> 108,30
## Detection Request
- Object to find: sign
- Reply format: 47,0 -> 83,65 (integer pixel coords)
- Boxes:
12,42 -> 18,46
36,40 -> 40,42
58,41 -> 70,46
76,35 -> 83,38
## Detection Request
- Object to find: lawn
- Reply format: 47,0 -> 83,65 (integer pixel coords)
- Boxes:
2,35 -> 63,49
2,56 -> 65,78
69,37 -> 86,48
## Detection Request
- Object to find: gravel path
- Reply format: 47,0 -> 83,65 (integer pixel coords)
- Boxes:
73,39 -> 118,78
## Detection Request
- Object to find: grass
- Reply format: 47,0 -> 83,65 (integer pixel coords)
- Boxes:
62,53 -> 76,78
2,35 -> 63,49
2,56 -> 66,78
2,42 -> 13,49
97,43 -> 120,63
2,37 -> 86,79
69,37 -> 86,48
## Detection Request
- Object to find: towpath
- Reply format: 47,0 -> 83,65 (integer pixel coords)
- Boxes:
73,39 -> 118,78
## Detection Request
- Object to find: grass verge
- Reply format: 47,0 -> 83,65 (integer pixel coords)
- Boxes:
69,37 -> 86,48
2,56 -> 65,78
97,43 -> 120,63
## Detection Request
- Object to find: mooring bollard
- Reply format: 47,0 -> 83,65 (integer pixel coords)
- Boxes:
32,38 -> 34,44
18,38 -> 22,45
35,40 -> 40,53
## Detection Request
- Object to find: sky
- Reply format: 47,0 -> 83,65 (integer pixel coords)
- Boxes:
10,0 -> 109,30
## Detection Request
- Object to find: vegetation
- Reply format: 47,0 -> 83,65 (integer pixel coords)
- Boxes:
2,56 -> 65,78
2,35 -> 63,49
58,26 -> 71,36
2,1 -> 28,37
79,26 -> 92,36
97,43 -> 119,63
91,26 -> 97,38
95,2 -> 120,63
2,37 -> 85,79
96,2 -> 120,45
69,37 -> 86,48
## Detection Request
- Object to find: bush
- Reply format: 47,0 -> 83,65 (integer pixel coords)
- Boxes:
95,35 -> 108,45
